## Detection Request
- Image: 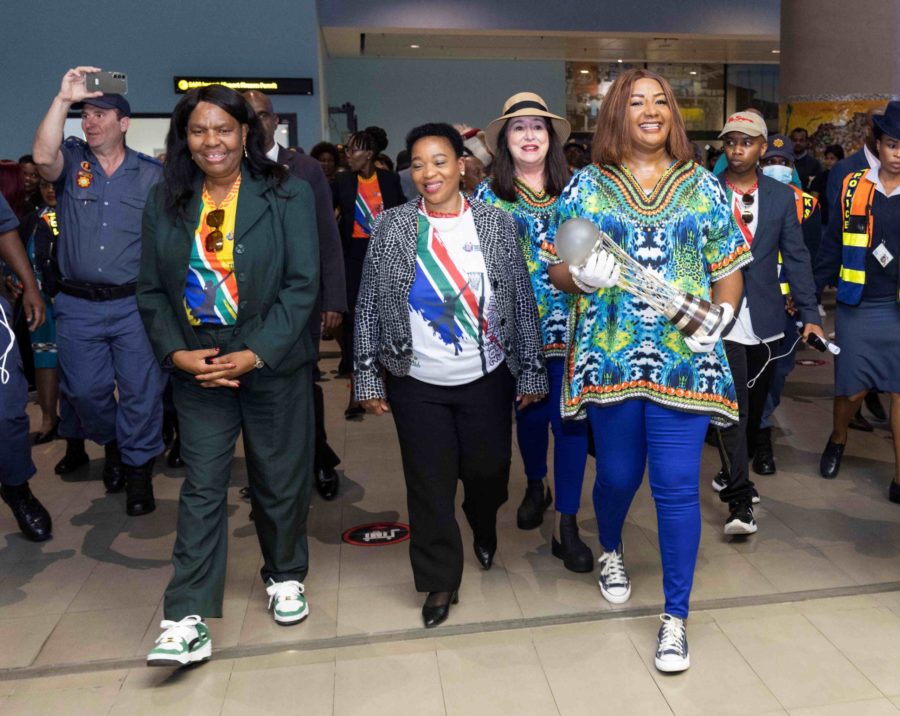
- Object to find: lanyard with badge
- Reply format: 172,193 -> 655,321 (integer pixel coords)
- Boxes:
873,241 -> 894,268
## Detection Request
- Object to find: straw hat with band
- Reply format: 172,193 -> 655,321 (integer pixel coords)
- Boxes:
483,92 -> 571,155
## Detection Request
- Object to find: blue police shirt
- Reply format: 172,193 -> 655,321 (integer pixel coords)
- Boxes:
0,192 -> 19,233
55,137 -> 162,285
0,193 -> 20,301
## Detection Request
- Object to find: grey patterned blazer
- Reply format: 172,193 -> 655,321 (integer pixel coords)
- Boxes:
353,198 -> 548,401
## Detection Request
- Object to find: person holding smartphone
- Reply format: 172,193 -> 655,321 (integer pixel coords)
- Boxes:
32,67 -> 165,515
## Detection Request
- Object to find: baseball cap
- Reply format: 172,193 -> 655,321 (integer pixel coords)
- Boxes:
761,134 -> 795,162
74,94 -> 131,117
719,111 -> 767,139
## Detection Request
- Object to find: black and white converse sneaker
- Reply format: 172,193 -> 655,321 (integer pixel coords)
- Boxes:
724,502 -> 758,535
597,543 -> 631,604
655,613 -> 689,672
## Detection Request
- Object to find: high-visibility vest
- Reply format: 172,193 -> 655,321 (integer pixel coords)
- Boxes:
836,170 -> 875,305
777,187 -> 819,296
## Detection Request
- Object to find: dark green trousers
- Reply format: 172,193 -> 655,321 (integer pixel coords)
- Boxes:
164,325 -> 314,620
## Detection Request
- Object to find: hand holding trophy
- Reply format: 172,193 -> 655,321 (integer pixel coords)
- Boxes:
555,218 -> 731,344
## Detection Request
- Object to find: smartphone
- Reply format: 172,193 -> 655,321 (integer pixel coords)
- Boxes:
84,71 -> 128,95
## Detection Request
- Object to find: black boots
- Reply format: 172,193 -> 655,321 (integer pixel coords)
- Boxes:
125,459 -> 156,516
103,440 -> 125,493
54,438 -> 89,475
752,427 -> 776,475
551,513 -> 594,573
1,483 -> 52,542
517,480 -> 552,530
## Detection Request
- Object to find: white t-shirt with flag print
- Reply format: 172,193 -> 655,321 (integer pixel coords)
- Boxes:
407,203 -> 505,386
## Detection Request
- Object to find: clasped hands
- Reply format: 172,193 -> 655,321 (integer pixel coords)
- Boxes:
170,347 -> 257,389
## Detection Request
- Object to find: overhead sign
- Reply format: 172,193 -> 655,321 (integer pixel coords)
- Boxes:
173,77 -> 313,95
342,522 -> 410,547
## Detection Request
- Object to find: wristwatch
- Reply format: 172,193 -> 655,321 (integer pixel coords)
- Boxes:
252,352 -> 265,370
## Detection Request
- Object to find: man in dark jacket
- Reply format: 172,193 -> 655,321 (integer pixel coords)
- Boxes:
244,90 -> 347,500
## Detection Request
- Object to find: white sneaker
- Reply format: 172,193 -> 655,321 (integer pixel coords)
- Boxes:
655,613 -> 690,672
597,543 -> 631,604
266,579 -> 309,625
147,615 -> 211,667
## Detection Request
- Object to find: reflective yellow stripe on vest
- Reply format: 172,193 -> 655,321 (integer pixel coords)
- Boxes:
843,232 -> 869,248
839,267 -> 866,284
837,170 -> 875,304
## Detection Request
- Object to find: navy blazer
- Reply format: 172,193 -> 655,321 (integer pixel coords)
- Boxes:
276,146 -> 346,314
718,173 -> 821,337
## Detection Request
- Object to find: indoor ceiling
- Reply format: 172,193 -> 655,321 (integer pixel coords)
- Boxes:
323,29 -> 781,64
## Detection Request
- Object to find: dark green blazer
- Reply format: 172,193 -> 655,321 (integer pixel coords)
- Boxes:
137,167 -> 320,376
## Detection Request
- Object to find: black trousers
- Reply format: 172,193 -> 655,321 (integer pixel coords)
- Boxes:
716,339 -> 778,506
313,380 -> 340,473
387,365 -> 515,593
340,237 -> 369,376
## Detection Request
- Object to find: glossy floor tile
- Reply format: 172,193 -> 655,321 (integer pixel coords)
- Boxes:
2,333 -> 900,714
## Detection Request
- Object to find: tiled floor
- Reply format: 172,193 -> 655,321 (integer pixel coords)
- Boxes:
1,318 -> 899,714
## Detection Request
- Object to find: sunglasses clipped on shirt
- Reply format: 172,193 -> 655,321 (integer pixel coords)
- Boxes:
205,209 -> 225,252
739,192 -> 754,225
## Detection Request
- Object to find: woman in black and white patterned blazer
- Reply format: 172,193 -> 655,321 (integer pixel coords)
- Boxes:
353,123 -> 548,629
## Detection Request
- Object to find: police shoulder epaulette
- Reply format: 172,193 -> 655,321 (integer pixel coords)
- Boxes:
63,136 -> 87,149
137,152 -> 163,166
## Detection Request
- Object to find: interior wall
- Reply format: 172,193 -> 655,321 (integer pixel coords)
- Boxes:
318,0 -> 780,36
0,0 -> 323,159
326,57 -> 566,160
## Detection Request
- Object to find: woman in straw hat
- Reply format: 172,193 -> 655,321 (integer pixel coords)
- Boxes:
475,92 -> 592,573
544,69 -> 749,672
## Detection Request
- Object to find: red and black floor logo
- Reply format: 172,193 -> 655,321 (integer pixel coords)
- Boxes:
342,522 -> 411,546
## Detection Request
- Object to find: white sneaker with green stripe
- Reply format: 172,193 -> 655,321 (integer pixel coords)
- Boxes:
266,579 -> 309,625
146,615 -> 211,667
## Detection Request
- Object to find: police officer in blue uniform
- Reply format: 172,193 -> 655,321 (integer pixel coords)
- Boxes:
0,191 -> 52,541
33,66 -> 165,516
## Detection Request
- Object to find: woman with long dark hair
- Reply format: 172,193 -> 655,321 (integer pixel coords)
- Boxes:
475,93 -> 592,573
332,129 -> 405,415
545,69 -> 748,671
137,85 -> 320,667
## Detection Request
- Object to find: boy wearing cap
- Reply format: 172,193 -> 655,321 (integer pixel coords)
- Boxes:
32,67 -> 165,516
713,112 -> 824,536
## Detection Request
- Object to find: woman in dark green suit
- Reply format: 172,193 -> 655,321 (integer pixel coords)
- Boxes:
137,85 -> 319,667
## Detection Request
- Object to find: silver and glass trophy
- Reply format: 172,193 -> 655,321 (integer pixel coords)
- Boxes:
555,218 -> 728,339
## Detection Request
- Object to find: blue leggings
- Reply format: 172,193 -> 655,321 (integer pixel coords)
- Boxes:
588,400 -> 710,619
515,357 -> 589,515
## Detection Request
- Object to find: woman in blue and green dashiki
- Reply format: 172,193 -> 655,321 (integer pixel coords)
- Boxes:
475,92 -> 592,573
545,69 -> 749,674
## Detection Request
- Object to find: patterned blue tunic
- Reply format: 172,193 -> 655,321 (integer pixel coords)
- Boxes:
542,161 -> 753,426
475,178 -> 570,358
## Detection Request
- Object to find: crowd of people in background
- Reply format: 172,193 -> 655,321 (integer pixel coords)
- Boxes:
0,66 -> 897,675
